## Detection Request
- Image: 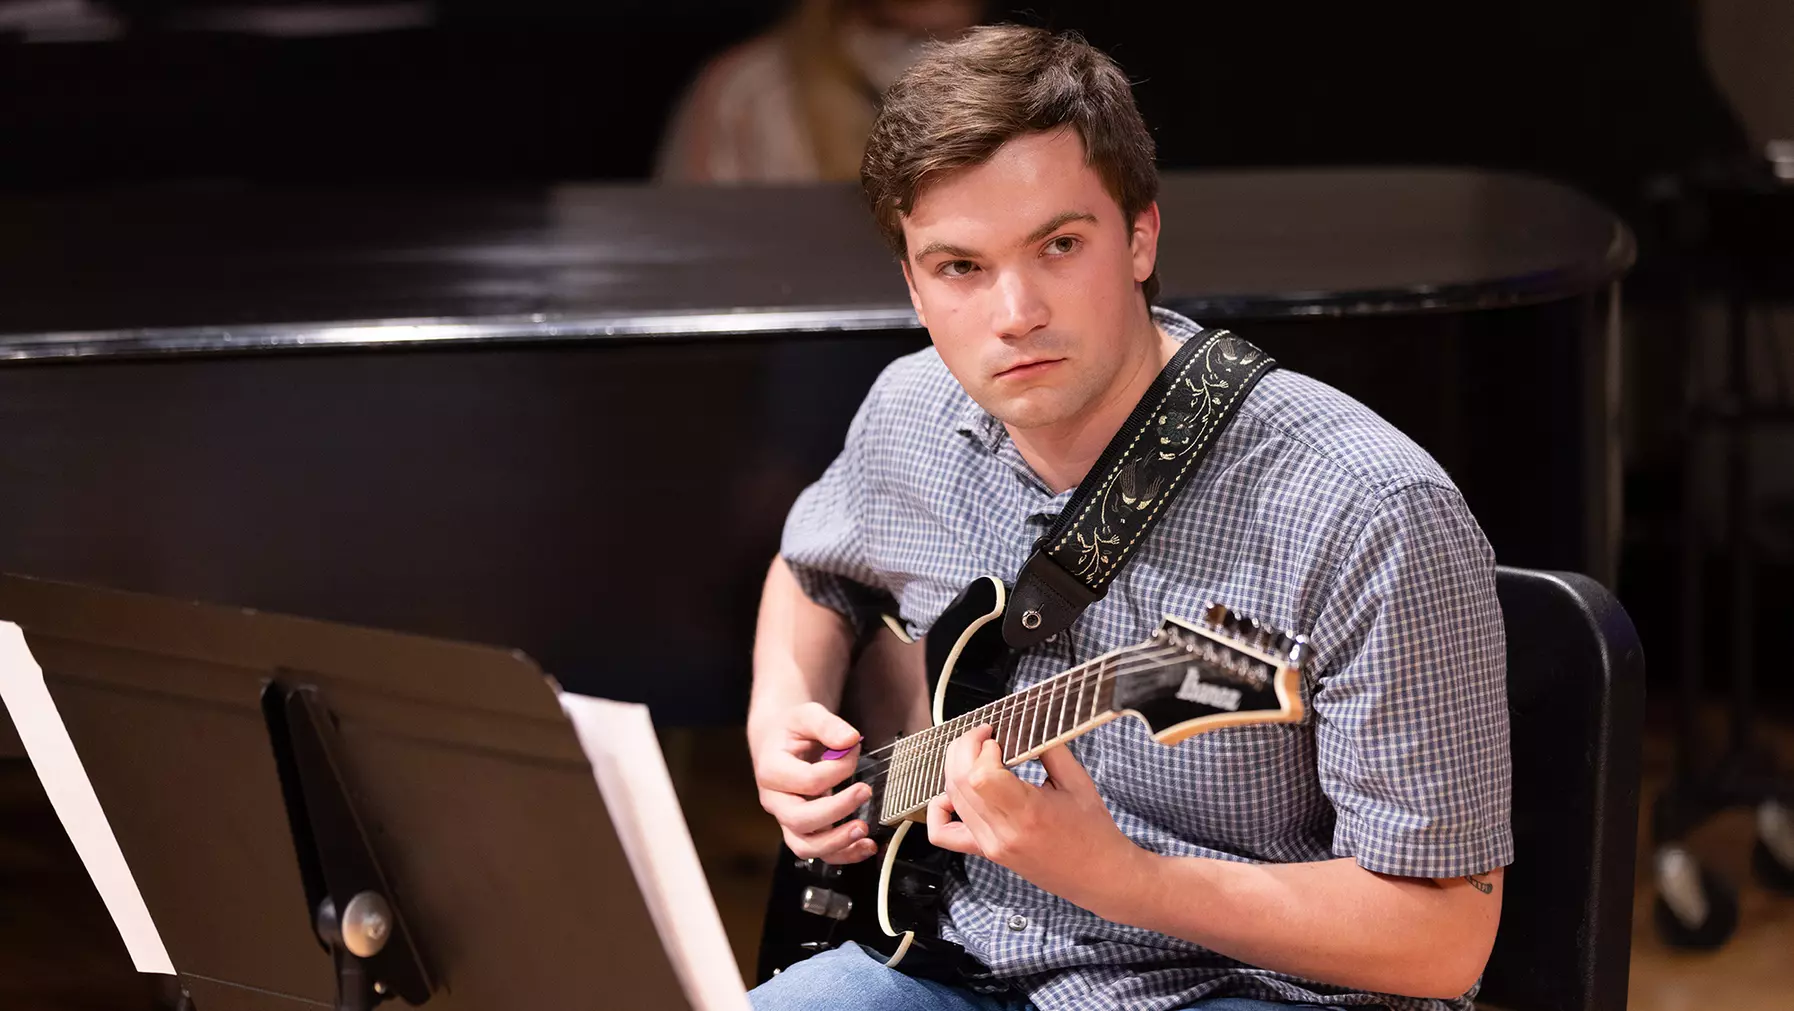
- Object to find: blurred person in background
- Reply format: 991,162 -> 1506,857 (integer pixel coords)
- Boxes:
655,0 -> 985,184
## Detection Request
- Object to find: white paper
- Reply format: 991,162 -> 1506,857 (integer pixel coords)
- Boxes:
0,622 -> 175,974
559,693 -> 750,1011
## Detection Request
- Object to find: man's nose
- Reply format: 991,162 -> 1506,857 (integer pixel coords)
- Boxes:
990,269 -> 1049,339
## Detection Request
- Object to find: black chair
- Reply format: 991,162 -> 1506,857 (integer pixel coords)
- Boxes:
1480,567 -> 1646,1011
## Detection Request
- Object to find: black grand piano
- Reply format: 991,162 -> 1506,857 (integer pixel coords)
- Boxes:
0,169 -> 1631,724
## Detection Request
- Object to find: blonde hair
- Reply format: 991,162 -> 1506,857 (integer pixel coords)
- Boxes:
779,0 -> 883,181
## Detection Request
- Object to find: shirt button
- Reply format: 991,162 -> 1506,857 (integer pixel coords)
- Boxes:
1006,914 -> 1029,931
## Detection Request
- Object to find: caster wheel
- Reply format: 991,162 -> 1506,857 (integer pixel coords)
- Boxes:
1653,846 -> 1739,950
1752,802 -> 1794,894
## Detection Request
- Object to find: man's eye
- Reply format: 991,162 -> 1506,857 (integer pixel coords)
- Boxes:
1047,236 -> 1079,255
939,260 -> 976,278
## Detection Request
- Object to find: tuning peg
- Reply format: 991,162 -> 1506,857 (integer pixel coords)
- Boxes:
1245,618 -> 1271,650
1202,602 -> 1228,628
1288,634 -> 1310,667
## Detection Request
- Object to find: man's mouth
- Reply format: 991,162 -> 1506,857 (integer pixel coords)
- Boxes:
995,358 -> 1065,380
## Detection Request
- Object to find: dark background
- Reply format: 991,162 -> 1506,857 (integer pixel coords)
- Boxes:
0,0 -> 1786,713
0,0 -> 1749,212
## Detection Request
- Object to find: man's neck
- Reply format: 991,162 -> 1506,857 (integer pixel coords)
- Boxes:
1006,314 -> 1180,495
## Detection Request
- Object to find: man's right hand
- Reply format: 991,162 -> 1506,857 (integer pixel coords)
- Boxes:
751,701 -> 879,864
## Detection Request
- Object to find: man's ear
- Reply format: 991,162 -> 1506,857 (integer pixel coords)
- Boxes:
1130,201 -> 1162,284
901,258 -> 928,329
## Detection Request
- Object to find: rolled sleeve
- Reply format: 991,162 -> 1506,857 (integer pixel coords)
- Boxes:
779,375 -> 894,638
1308,481 -> 1514,879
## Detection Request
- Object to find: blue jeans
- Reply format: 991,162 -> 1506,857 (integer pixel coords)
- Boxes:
748,943 -> 1338,1011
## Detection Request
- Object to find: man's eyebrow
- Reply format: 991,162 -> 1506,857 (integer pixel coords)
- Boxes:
1024,210 -> 1098,245
910,210 -> 1100,263
912,239 -> 979,261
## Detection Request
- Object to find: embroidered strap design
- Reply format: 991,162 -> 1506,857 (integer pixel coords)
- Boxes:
1001,330 -> 1277,649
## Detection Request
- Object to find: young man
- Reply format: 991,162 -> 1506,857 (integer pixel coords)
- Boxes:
746,24 -> 1511,1011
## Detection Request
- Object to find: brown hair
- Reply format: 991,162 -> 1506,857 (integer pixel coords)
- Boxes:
860,24 -> 1161,303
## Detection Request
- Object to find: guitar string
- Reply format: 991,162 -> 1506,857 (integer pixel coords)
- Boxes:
868,639 -> 1260,816
846,638 -> 1171,766
849,640 -> 1173,774
853,630 -> 1283,771
851,636 -> 1277,813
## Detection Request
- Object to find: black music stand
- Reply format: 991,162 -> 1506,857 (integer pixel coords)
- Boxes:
0,572 -> 718,1011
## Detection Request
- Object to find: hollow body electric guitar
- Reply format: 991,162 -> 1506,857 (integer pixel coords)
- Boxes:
756,575 -> 1310,983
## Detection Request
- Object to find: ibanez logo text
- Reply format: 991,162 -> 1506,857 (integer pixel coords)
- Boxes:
1176,667 -> 1242,711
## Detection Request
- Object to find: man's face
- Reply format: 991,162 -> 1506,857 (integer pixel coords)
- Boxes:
900,127 -> 1160,432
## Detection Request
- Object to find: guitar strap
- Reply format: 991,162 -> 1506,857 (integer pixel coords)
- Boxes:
1001,329 -> 1277,648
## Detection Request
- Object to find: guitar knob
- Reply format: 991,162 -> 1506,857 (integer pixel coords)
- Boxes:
799,941 -> 832,953
793,856 -> 844,879
800,887 -> 854,921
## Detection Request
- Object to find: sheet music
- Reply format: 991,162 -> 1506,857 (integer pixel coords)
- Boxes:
0,622 -> 175,975
560,693 -> 751,1011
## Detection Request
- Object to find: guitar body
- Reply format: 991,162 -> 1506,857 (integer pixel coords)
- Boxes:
755,576 -> 1307,985
756,576 -> 1010,984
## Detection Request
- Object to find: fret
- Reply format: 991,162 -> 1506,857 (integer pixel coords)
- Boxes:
1080,661 -> 1102,724
905,732 -> 922,814
932,717 -> 953,797
1062,669 -> 1082,732
1013,687 -> 1031,755
999,692 -> 1019,763
1047,670 -> 1062,742
1049,673 -> 1070,740
925,731 -> 940,810
915,732 -> 930,811
917,727 -> 936,809
909,736 -> 922,813
929,720 -> 946,800
1011,690 -> 1028,758
1026,684 -> 1040,752
1068,671 -> 1084,731
887,739 -> 903,817
887,738 -> 910,818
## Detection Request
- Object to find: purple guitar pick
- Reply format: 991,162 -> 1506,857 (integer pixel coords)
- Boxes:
821,746 -> 855,761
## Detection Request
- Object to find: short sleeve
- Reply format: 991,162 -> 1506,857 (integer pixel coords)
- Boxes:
1308,482 -> 1514,879
779,376 -> 895,639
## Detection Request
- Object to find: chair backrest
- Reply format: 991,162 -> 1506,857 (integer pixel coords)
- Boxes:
1478,567 -> 1646,1011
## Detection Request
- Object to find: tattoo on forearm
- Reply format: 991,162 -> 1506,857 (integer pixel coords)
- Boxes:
1465,874 -> 1493,895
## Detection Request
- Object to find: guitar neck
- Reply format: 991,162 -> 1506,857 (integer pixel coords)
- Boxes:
876,645 -> 1148,825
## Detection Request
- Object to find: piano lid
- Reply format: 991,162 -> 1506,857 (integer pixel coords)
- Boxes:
0,167 -> 1632,361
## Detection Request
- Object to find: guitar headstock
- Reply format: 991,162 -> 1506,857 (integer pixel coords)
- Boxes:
1110,604 -> 1308,744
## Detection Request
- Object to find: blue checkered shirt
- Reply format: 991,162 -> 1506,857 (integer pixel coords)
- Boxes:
780,308 -> 1513,1011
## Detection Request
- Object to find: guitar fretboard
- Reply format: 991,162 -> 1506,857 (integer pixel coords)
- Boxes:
878,647 -> 1144,823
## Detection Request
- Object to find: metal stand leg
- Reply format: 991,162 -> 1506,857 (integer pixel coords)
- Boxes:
1651,283 -> 1794,948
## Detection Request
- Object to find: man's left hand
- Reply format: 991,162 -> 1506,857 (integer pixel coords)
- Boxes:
926,724 -> 1145,912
